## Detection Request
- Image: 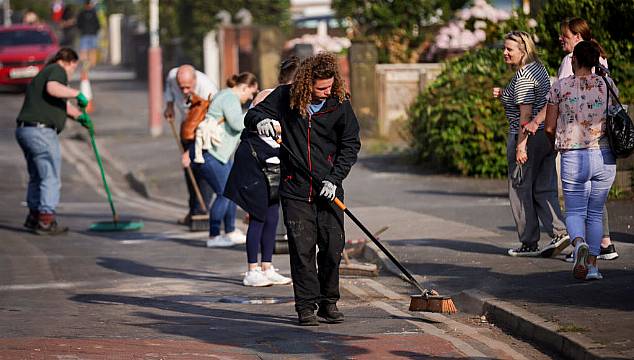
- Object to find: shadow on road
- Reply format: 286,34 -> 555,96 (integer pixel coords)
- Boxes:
70,293 -> 373,357
96,257 -> 243,286
401,261 -> 634,312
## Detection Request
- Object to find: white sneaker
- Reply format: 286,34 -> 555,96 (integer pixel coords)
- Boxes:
586,265 -> 603,280
263,267 -> 292,285
206,234 -> 235,248
226,229 -> 246,245
243,268 -> 273,287
572,241 -> 589,280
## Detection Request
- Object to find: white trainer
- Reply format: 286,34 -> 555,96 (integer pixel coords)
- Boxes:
206,235 -> 235,248
586,265 -> 603,280
226,229 -> 246,245
243,268 -> 273,287
263,267 -> 292,285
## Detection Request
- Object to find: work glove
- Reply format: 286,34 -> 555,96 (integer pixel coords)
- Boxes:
77,112 -> 94,134
256,118 -> 280,138
76,92 -> 89,108
319,180 -> 336,201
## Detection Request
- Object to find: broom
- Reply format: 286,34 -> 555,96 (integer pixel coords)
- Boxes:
273,135 -> 456,314
86,112 -> 144,232
166,115 -> 208,231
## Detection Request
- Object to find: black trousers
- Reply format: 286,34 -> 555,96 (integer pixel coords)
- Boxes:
281,197 -> 345,313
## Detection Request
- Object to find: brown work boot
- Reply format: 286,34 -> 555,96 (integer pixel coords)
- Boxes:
23,209 -> 38,230
317,303 -> 344,324
34,212 -> 68,236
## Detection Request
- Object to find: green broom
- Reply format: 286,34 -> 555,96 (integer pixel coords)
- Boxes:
85,113 -> 143,232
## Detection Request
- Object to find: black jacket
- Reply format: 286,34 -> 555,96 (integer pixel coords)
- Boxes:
224,131 -> 279,222
76,8 -> 100,35
244,84 -> 361,202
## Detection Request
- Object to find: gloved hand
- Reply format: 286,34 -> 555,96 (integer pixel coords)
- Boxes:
77,112 -> 94,133
256,118 -> 280,138
319,180 -> 336,201
76,92 -> 89,108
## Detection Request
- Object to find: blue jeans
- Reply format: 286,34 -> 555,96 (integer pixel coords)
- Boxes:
15,127 -> 62,214
561,148 -> 616,256
191,150 -> 236,236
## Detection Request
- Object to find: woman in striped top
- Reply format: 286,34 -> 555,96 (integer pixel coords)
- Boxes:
493,31 -> 568,257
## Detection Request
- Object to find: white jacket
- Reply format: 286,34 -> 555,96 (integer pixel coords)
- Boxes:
194,117 -> 223,163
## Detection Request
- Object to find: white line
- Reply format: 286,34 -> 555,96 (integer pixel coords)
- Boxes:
371,301 -> 490,359
359,278 -> 407,300
422,312 -> 530,360
341,281 -> 370,299
0,281 -> 91,291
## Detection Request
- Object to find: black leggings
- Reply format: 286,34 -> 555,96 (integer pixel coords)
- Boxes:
246,204 -> 280,264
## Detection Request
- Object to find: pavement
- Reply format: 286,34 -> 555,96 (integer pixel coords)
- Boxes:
0,67 -> 632,359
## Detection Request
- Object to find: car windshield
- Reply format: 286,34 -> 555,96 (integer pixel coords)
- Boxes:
0,30 -> 52,46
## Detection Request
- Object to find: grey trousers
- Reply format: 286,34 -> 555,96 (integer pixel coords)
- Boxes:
507,130 -> 567,245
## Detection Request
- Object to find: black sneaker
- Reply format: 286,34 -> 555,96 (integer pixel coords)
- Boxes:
508,243 -> 540,257
540,234 -> 571,258
564,252 -> 574,263
297,309 -> 319,326
23,212 -> 38,230
33,220 -> 68,236
317,303 -> 344,324
597,244 -> 619,260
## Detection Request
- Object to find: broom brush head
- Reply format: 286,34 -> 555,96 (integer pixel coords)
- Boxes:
409,289 -> 458,314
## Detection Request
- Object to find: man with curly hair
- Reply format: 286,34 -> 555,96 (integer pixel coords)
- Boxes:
245,52 -> 361,326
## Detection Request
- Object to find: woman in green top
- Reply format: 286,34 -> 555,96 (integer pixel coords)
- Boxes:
15,48 -> 92,235
189,72 -> 258,247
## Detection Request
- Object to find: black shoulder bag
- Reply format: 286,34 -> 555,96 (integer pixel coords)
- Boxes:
601,76 -> 634,158
246,139 -> 280,203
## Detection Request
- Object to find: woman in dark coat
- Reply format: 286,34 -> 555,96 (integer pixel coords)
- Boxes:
225,130 -> 291,287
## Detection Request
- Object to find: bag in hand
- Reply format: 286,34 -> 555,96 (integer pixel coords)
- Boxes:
180,93 -> 211,142
603,76 -> 634,158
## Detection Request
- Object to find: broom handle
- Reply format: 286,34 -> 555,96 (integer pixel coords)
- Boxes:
273,135 -> 428,294
337,201 -> 428,294
167,116 -> 207,213
88,129 -> 119,223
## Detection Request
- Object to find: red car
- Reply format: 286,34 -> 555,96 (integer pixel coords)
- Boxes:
0,24 -> 60,86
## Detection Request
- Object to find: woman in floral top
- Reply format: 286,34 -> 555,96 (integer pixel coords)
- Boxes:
545,41 -> 618,281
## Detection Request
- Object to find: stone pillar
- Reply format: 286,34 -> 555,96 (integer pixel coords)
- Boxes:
108,14 -> 123,66
238,26 -> 254,73
220,26 -> 239,84
254,27 -> 283,90
203,30 -> 220,89
349,41 -> 378,136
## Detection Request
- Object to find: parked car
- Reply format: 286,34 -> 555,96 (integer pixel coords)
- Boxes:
0,24 -> 60,86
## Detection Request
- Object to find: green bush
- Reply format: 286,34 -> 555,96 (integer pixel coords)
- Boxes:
536,0 -> 634,103
408,47 -> 512,177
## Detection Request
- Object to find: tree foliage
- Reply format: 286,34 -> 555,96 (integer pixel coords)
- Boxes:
332,0 -> 469,63
408,47 -> 512,177
136,0 -> 291,69
535,0 -> 634,102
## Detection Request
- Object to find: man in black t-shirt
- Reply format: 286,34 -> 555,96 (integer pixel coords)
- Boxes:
16,48 -> 92,235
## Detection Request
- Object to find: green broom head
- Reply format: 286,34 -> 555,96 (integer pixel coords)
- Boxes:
89,220 -> 144,232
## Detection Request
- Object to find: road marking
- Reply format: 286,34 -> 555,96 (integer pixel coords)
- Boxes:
422,312 -> 530,360
0,281 -> 91,291
358,278 -> 407,300
371,301 -> 488,358
341,281 -> 370,298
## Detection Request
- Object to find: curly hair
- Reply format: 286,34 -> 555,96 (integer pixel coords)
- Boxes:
290,52 -> 346,118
